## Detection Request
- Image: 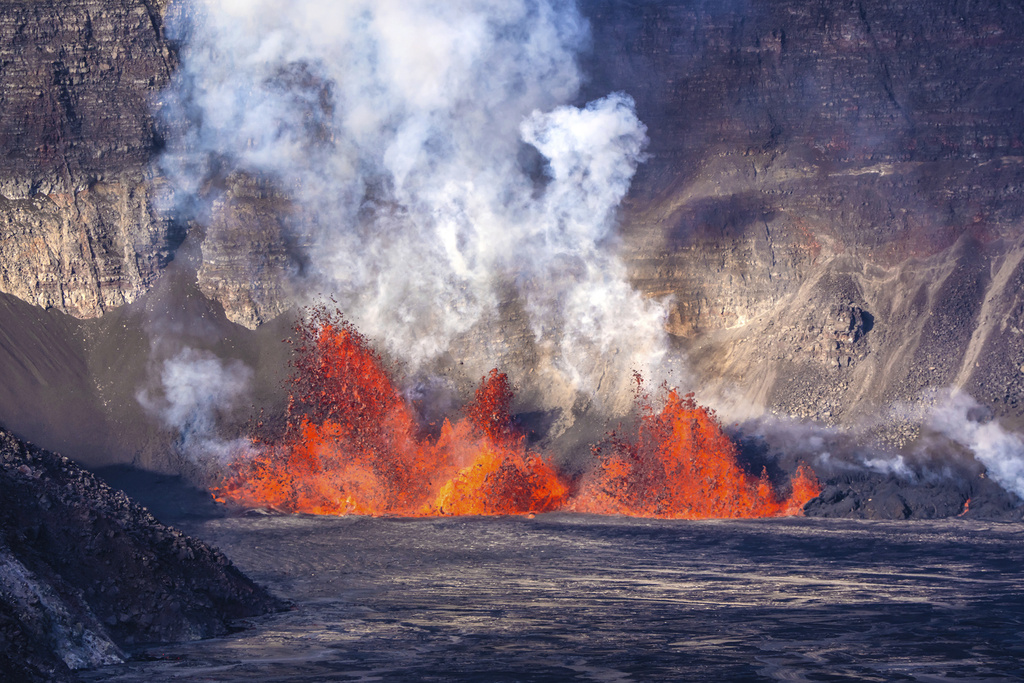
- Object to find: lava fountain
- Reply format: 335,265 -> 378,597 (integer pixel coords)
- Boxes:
572,382 -> 822,519
213,307 -> 820,518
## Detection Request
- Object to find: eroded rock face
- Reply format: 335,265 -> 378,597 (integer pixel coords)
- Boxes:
581,0 -> 1024,429
0,0 -> 181,318
0,181 -> 182,316
195,174 -> 304,329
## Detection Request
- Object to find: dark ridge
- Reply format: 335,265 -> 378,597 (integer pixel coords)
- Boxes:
804,467 -> 1024,521
0,428 -> 283,682
732,430 -> 1024,521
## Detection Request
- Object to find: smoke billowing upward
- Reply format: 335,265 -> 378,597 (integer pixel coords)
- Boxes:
137,347 -> 255,465
927,391 -> 1024,500
158,0 -> 669,404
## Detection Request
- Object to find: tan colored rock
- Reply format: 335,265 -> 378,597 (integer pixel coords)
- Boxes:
196,175 -> 299,329
0,179 -> 180,317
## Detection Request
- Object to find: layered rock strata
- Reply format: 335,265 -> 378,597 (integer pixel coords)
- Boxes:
581,0 -> 1024,429
0,0 -> 181,317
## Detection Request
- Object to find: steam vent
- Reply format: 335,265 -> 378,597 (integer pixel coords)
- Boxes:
2,0 -> 1024,680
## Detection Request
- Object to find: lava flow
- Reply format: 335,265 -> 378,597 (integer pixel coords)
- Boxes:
212,307 -> 568,516
212,307 -> 820,518
572,384 -> 821,518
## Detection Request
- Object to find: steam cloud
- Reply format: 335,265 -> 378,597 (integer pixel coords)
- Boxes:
137,348 -> 255,464
738,414 -> 917,480
927,391 -> 1024,500
759,389 -> 1024,500
159,0 -> 669,404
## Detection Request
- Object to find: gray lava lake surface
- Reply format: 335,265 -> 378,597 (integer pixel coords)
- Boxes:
82,515 -> 1024,681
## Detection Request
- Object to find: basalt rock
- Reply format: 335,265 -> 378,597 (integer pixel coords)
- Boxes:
803,467 -> 1024,521
0,427 -> 282,682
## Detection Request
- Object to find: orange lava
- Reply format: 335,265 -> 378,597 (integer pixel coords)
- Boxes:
571,389 -> 822,519
212,309 -> 567,516
426,370 -> 569,515
212,308 -> 820,518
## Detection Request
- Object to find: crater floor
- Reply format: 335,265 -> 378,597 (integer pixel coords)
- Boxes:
82,515 -> 1024,681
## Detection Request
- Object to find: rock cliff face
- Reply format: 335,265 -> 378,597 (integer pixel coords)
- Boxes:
0,0 -> 1023,448
581,0 -> 1024,430
0,0 -> 181,317
195,174 -> 303,329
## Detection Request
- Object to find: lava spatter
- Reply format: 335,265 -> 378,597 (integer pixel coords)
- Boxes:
426,370 -> 569,516
213,308 -> 819,519
213,308 -> 568,516
571,388 -> 822,518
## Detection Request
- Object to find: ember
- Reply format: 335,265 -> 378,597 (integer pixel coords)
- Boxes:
213,308 -> 819,518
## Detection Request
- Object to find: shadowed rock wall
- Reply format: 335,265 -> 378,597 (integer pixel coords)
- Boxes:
580,0 -> 1024,431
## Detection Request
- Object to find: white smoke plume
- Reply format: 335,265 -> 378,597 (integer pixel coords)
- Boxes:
763,388 -> 1024,498
737,414 -> 917,480
158,0 -> 668,405
927,391 -> 1024,500
137,348 -> 256,465
855,453 -> 914,479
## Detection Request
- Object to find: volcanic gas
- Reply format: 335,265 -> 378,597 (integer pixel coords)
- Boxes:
213,306 -> 821,518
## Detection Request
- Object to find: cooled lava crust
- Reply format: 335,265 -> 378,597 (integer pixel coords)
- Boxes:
0,428 -> 282,682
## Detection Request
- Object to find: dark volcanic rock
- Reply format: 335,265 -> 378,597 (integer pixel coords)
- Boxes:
0,427 -> 281,682
0,0 -> 174,197
803,462 -> 1024,521
734,425 -> 1024,520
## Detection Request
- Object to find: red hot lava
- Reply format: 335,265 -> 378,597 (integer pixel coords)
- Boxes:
213,309 -> 567,516
572,384 -> 821,518
213,307 -> 820,518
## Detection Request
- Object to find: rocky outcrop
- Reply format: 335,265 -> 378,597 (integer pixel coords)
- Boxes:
0,0 -> 182,317
804,466 -> 1024,521
0,181 -> 183,316
195,174 -> 304,329
0,427 -> 281,682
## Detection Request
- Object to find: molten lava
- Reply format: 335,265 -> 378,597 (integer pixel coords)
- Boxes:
424,370 -> 570,515
571,388 -> 820,518
213,309 -> 567,516
213,307 -> 820,518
